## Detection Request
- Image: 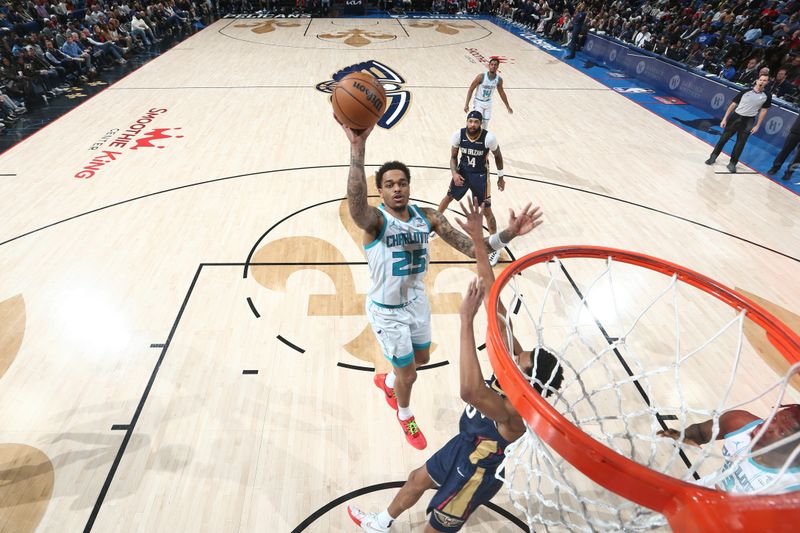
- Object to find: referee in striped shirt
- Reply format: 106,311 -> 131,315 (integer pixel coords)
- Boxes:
705,74 -> 772,173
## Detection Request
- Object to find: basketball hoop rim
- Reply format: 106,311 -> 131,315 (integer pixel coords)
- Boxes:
486,245 -> 800,529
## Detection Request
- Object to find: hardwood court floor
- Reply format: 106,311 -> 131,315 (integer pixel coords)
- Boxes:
0,17 -> 798,533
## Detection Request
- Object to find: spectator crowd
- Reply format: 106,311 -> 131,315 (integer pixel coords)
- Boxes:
495,0 -> 800,104
2,0 -> 798,135
0,0 -> 217,131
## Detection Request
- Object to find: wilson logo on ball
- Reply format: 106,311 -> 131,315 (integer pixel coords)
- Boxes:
331,72 -> 386,130
353,81 -> 384,112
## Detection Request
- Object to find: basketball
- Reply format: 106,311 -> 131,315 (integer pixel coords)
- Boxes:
332,72 -> 387,131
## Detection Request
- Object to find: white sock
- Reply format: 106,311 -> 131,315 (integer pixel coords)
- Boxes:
385,371 -> 396,388
377,510 -> 394,528
397,406 -> 413,420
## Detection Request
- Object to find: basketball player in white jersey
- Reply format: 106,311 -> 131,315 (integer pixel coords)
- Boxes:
658,405 -> 800,493
464,58 -> 513,129
342,123 -> 541,450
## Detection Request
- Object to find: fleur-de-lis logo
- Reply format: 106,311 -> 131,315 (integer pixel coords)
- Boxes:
234,20 -> 301,33
249,185 -> 500,364
317,28 -> 396,47
408,21 -> 475,35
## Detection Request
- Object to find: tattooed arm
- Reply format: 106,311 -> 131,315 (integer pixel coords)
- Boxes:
421,203 -> 542,258
342,124 -> 382,237
451,145 -> 465,186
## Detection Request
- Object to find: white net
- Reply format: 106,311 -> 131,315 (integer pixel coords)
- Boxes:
492,254 -> 800,532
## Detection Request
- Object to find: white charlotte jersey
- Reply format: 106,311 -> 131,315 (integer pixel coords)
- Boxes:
475,72 -> 501,103
697,420 -> 800,494
365,204 -> 430,307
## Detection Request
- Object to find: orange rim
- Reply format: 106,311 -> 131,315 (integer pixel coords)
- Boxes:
486,246 -> 800,531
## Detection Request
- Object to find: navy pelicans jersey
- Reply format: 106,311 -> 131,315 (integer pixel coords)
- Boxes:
452,128 -> 498,174
365,204 -> 430,306
475,72 -> 501,103
457,377 -> 514,469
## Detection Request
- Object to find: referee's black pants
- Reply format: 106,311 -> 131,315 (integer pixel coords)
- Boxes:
772,131 -> 800,175
710,113 -> 755,165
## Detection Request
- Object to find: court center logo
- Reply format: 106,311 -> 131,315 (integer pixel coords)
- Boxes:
710,93 -> 726,110
669,75 -> 681,90
765,116 -> 784,135
636,61 -> 646,75
316,61 -> 410,129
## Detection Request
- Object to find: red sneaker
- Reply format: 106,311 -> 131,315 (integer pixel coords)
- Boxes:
373,373 -> 398,411
397,414 -> 427,450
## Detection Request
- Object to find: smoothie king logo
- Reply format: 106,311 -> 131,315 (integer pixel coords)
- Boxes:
75,108 -> 184,179
464,48 -> 516,65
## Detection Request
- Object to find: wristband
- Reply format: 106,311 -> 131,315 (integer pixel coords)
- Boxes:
497,169 -> 504,178
489,232 -> 506,251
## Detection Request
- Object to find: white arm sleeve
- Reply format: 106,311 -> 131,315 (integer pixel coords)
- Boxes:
485,132 -> 499,151
451,130 -> 461,147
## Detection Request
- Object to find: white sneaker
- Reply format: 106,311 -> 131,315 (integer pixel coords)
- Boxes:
429,231 -> 437,240
347,504 -> 390,532
489,250 -> 500,267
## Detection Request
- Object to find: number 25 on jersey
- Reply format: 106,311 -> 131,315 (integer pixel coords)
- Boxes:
392,249 -> 427,276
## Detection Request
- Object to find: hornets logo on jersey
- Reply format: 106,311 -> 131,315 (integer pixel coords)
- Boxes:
316,60 -> 411,129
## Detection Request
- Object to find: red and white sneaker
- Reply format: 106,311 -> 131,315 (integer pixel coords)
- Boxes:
397,414 -> 427,450
347,504 -> 390,532
373,373 -> 398,411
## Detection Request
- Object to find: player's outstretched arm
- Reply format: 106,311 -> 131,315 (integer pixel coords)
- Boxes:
459,277 -> 515,424
456,197 -> 492,284
342,124 -> 382,235
657,410 -> 759,446
456,196 -> 523,355
422,202 -> 543,259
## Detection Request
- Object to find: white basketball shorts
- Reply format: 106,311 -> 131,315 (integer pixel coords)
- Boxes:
366,294 -> 432,368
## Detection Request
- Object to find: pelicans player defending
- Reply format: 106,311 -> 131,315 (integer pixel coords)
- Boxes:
341,123 -> 539,450
464,57 -> 513,129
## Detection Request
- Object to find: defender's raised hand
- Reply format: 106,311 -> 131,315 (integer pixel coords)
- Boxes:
506,203 -> 543,238
456,196 -> 485,241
